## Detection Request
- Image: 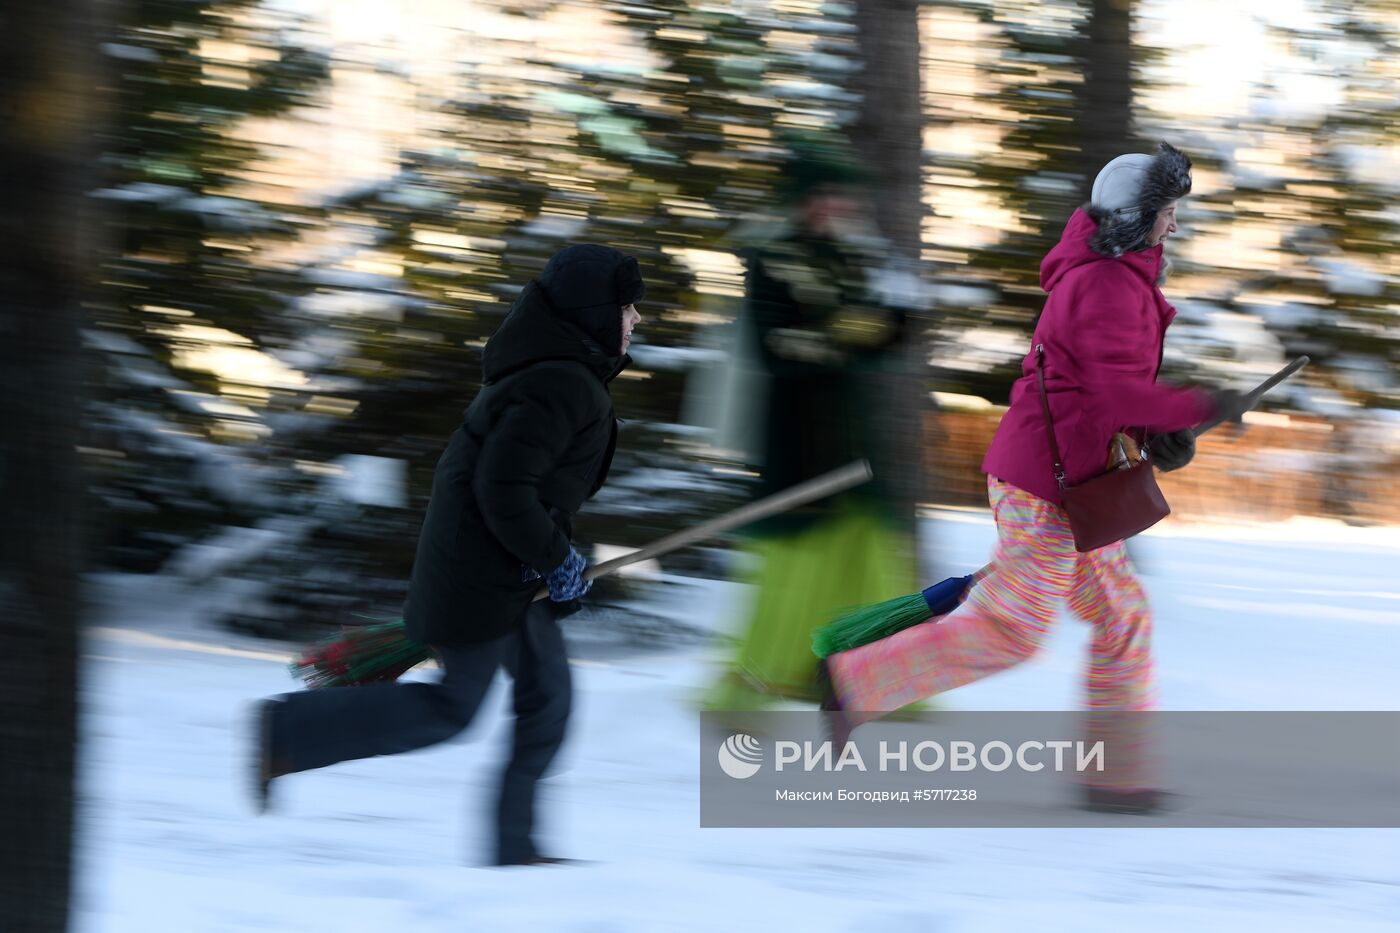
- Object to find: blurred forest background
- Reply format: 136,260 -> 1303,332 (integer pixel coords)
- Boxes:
14,0 -> 1400,639
80,0 -> 1400,637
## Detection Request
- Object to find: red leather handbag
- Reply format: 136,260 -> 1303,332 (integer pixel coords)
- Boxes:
1034,344 -> 1170,552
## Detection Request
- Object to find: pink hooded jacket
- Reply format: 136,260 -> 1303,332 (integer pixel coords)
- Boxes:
981,209 -> 1216,506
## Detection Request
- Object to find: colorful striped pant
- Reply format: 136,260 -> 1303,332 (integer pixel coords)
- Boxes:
827,478 -> 1156,786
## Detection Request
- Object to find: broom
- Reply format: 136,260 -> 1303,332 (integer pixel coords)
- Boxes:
292,620 -> 434,689
292,459 -> 875,688
810,568 -> 986,659
811,355 -> 1311,659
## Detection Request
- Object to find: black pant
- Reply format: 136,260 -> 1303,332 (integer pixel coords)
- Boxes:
268,604 -> 572,864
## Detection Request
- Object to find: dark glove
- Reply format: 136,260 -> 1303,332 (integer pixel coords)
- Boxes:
1149,429 -> 1196,472
544,547 -> 592,603
1207,388 -> 1251,427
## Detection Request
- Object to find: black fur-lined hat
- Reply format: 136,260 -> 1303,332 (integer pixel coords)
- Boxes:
1086,142 -> 1192,256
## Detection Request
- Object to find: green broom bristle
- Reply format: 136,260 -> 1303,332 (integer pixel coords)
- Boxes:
811,593 -> 933,659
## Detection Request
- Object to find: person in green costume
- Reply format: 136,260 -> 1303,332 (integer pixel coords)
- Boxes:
705,138 -> 925,710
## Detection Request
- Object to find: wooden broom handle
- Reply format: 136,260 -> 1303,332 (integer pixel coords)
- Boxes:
531,459 -> 874,601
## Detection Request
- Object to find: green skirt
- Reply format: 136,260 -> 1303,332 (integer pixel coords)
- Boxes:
705,499 -> 917,709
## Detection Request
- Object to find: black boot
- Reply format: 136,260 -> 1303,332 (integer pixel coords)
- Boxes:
250,699 -> 284,815
495,855 -> 589,867
1079,786 -> 1178,815
815,658 -> 854,749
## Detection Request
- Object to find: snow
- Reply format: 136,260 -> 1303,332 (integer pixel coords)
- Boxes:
1331,354 -> 1399,394
1253,300 -> 1323,331
932,325 -> 1028,373
591,466 -> 738,502
90,182 -> 184,204
164,519 -> 314,582
167,390 -> 261,420
929,282 -> 998,309
378,186 -> 453,210
294,290 -> 417,321
1168,310 -> 1287,376
867,264 -> 932,312
519,214 -> 589,240
305,268 -> 404,291
91,184 -> 283,228
592,544 -> 663,580
1317,259 -> 1386,298
176,195 -> 264,217
82,329 -> 151,357
1339,145 -> 1400,194
113,356 -> 185,391
101,42 -> 160,63
328,454 -> 408,509
770,79 -> 857,103
625,344 -> 728,371
1293,386 -> 1362,418
75,514 -> 1400,931
98,406 -> 273,509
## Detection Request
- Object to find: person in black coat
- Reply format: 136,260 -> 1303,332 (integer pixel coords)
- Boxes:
254,244 -> 645,866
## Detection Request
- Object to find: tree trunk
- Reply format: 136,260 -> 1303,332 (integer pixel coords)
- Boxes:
0,2 -> 95,928
1077,0 -> 1137,200
850,0 -> 924,258
849,0 -> 932,526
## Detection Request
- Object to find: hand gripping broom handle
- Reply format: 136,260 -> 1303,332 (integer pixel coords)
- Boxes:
954,356 -> 1311,585
1191,355 -> 1310,437
530,459 -> 874,601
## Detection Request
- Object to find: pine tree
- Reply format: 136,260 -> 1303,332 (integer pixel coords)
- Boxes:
88,0 -> 328,571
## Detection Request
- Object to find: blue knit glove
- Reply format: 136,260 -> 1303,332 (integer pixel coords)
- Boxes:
544,547 -> 592,603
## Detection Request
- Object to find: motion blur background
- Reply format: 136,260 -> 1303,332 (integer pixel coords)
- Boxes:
69,0 -> 1400,631
3,0 -> 1398,929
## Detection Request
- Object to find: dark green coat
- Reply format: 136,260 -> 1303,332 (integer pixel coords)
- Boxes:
743,230 -> 909,530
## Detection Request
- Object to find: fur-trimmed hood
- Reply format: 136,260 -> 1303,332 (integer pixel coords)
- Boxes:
1085,142 -> 1192,257
1041,209 -> 1165,294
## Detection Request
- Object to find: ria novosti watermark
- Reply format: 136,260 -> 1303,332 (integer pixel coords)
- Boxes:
700,711 -> 1400,828
728,735 -> 1106,777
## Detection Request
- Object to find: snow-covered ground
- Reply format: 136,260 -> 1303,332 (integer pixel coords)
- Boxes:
76,513 -> 1400,932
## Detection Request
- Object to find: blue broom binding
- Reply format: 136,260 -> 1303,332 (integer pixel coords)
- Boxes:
811,573 -> 973,659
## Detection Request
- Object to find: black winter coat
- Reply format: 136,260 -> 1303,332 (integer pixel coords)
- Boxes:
404,253 -> 637,645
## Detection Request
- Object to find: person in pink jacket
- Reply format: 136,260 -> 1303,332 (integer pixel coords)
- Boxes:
820,143 -> 1242,814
